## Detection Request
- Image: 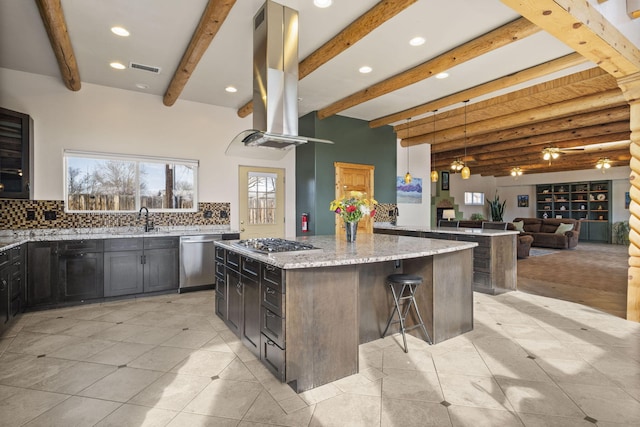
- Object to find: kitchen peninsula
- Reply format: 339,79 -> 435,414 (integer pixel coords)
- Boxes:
214,234 -> 476,392
375,224 -> 519,295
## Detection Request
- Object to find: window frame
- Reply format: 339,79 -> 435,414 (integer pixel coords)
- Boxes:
464,191 -> 485,206
63,150 -> 198,213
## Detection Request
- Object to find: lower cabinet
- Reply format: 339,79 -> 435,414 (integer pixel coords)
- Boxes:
104,239 -> 144,297
27,242 -> 59,307
215,248 -> 285,381
0,265 -> 9,328
58,240 -> 104,302
143,243 -> 179,293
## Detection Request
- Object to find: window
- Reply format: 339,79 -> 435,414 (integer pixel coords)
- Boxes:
64,150 -> 198,212
247,172 -> 276,224
464,191 -> 484,206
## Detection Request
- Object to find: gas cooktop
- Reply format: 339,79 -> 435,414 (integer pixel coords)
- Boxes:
233,238 -> 322,254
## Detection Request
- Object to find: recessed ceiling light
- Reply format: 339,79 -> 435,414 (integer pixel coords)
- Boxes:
135,83 -> 149,89
110,62 -> 126,70
409,37 -> 425,46
225,86 -> 238,93
111,26 -> 130,37
435,72 -> 449,79
359,66 -> 372,74
313,0 -> 332,8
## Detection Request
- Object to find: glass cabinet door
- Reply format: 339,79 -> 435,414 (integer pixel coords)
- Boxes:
0,107 -> 32,199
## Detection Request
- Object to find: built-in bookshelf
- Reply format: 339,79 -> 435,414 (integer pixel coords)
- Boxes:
536,180 -> 611,242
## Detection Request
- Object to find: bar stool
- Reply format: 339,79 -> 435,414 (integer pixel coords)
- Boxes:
381,273 -> 432,352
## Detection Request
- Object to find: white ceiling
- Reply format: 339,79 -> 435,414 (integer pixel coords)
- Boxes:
1,0 -> 638,124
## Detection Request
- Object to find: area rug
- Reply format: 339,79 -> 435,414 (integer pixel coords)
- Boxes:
528,248 -> 558,257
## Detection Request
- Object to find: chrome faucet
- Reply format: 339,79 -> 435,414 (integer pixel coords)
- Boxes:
138,206 -> 154,232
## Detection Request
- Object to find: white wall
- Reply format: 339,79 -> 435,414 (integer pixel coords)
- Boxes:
448,172 -> 496,220
396,140 -> 431,226
0,68 -> 297,236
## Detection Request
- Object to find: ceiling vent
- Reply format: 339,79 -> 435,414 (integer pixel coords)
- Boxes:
129,62 -> 161,74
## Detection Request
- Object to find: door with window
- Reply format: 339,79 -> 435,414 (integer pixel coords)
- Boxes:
334,162 -> 375,237
238,166 -> 285,239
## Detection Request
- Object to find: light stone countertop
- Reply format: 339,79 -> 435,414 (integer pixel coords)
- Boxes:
214,234 -> 477,269
374,223 -> 520,237
0,226 -> 240,252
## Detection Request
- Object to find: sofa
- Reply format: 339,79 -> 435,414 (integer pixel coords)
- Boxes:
512,217 -> 580,249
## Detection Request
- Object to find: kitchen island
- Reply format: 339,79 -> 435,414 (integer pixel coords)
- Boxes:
375,224 -> 519,295
214,234 -> 476,392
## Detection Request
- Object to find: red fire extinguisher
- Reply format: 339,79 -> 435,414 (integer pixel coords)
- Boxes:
301,213 -> 309,232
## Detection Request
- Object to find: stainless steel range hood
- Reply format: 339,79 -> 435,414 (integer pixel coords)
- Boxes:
226,0 -> 332,160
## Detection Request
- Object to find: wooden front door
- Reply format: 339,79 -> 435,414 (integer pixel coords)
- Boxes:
334,162 -> 375,236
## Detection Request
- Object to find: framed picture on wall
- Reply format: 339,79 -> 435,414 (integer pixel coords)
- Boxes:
517,195 -> 529,207
441,171 -> 449,191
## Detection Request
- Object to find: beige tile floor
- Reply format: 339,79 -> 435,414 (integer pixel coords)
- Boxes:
1,290 -> 640,426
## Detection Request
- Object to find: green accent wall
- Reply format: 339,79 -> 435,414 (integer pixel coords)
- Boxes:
296,112 -> 397,236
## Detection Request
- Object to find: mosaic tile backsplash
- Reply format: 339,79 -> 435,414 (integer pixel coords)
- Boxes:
0,199 -> 231,230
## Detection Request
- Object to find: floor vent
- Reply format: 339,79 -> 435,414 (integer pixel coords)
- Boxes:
129,62 -> 161,74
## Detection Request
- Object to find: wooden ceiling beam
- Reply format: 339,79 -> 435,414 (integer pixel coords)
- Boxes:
237,0 -> 418,118
429,107 -> 630,153
35,0 -> 81,91
500,0 -> 640,77
432,130 -> 631,168
163,0 -> 237,107
370,52 -> 588,128
483,152 -> 632,176
317,17 -> 540,120
396,68 -> 615,137
402,88 -> 626,146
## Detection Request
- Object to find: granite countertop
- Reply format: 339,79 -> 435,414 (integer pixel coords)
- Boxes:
0,226 -> 240,252
215,234 -> 477,269
374,223 -> 520,236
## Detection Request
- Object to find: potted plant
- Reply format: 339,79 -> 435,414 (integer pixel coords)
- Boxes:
487,191 -> 506,222
471,213 -> 485,221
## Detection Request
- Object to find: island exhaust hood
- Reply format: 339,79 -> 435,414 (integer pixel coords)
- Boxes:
226,0 -> 332,159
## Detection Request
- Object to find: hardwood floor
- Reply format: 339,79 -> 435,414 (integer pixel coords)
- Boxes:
517,242 -> 628,318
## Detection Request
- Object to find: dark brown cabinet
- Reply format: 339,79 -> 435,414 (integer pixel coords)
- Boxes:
58,240 -> 104,302
143,237 -> 179,293
240,256 -> 260,357
104,238 -> 144,297
0,107 -> 33,199
4,245 -> 26,318
27,242 -> 59,307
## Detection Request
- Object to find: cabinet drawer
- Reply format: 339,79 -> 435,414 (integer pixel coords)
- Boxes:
144,237 -> 178,250
226,251 -> 240,272
10,245 -> 24,262
0,250 -> 9,268
261,307 -> 285,349
262,285 -> 284,316
216,275 -> 226,299
262,263 -> 284,293
215,262 -> 225,280
241,256 -> 260,279
58,239 -> 103,254
215,246 -> 225,263
261,333 -> 285,382
104,238 -> 144,252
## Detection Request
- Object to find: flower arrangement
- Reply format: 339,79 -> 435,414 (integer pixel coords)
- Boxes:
330,191 -> 377,223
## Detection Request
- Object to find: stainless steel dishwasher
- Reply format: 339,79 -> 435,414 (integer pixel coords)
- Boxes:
179,234 -> 220,293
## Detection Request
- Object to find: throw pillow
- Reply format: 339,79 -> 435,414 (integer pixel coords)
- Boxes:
555,222 -> 574,234
512,220 -> 524,232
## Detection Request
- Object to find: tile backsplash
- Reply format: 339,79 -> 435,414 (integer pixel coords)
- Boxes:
0,199 -> 231,230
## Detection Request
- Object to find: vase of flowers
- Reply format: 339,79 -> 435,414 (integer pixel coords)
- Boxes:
330,191 -> 377,242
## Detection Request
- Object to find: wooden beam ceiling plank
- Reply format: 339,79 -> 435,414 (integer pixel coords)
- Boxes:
317,17 -> 540,120
500,0 -> 640,77
370,52 -> 588,128
401,88 -> 626,146
35,0 -> 81,91
396,68 -> 615,137
237,0 -> 418,118
164,0 -> 237,107
429,108 -> 630,152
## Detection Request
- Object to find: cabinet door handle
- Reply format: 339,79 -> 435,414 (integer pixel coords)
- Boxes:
267,339 -> 275,346
266,288 -> 276,295
236,282 -> 242,295
266,311 -> 275,318
0,279 -> 7,291
265,264 -> 276,271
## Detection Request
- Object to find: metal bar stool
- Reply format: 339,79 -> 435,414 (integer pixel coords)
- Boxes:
381,274 -> 432,352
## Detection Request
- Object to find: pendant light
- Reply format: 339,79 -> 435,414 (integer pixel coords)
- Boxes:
510,167 -> 523,179
461,100 -> 470,179
404,118 -> 412,184
430,110 -> 439,182
596,157 -> 611,173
